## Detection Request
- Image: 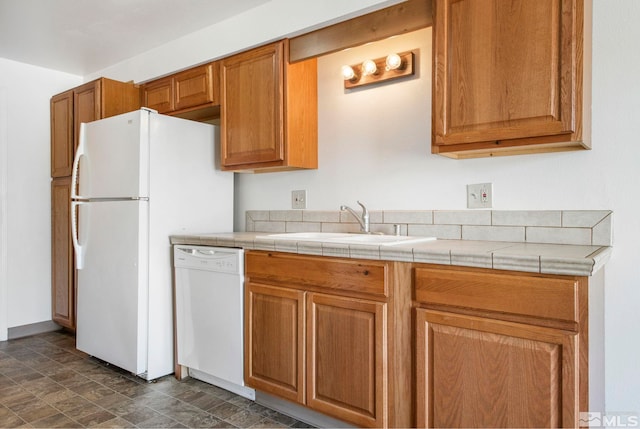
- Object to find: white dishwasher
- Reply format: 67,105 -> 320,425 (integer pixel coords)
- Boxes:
173,245 -> 255,399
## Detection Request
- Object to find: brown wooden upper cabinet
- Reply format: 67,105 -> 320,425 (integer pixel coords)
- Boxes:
142,77 -> 173,113
142,62 -> 219,120
220,40 -> 318,172
50,91 -> 74,178
51,77 -> 140,177
431,0 -> 590,158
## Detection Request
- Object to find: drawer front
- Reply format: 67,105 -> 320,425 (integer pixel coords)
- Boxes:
246,251 -> 388,298
414,267 -> 579,323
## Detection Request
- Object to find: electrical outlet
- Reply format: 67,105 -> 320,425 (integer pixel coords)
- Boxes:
291,190 -> 307,209
467,183 -> 493,209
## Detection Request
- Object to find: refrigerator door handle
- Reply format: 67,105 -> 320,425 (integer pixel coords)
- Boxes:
71,123 -> 87,200
71,201 -> 86,270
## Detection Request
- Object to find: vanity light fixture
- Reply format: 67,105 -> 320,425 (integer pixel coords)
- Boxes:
342,50 -> 415,89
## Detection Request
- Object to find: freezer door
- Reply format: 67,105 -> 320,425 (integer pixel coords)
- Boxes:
76,199 -> 149,376
74,109 -> 149,199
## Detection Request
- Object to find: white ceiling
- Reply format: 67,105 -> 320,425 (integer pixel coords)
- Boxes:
0,0 -> 269,76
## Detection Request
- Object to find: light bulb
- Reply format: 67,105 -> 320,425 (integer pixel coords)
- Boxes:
361,59 -> 378,76
341,65 -> 357,81
385,53 -> 403,71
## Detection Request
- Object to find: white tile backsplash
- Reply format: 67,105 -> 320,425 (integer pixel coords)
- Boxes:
269,210 -> 303,222
562,210 -> 612,227
434,210 -> 492,226
492,210 -> 562,227
526,226 -> 592,245
592,213 -> 613,246
285,221 -> 321,233
303,211 -> 341,223
462,225 -> 525,242
253,221 -> 286,233
246,209 -> 613,246
408,224 -> 462,239
383,210 -> 433,224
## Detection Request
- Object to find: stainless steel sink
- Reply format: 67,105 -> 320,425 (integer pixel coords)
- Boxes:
256,232 -> 436,246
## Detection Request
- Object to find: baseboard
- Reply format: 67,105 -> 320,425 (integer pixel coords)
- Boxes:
255,391 -> 354,428
8,320 -> 62,340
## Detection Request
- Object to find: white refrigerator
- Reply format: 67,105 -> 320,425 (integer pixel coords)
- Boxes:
70,108 -> 233,380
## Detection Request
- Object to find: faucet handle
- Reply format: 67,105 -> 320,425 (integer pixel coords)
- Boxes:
356,200 -> 369,218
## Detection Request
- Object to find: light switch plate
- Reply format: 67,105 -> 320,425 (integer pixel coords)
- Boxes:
467,183 -> 493,209
291,190 -> 307,209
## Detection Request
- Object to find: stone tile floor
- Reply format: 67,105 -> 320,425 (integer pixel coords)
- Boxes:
0,330 -> 312,428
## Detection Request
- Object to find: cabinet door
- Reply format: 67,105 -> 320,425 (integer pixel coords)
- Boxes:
74,80 -> 101,151
245,283 -> 305,403
432,0 -> 585,154
220,41 -> 284,167
416,309 -> 578,428
142,76 -> 174,113
51,177 -> 75,330
307,293 -> 387,428
50,91 -> 74,177
174,63 -> 218,111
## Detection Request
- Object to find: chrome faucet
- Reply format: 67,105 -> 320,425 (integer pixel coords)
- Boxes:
340,201 -> 370,233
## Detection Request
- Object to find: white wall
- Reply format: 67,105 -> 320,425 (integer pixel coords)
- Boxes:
591,2 -> 640,412
0,58 -> 81,332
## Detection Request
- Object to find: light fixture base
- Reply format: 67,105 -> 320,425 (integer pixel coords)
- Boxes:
344,50 -> 415,89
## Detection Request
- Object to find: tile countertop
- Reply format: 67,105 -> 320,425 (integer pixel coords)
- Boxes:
170,232 -> 612,277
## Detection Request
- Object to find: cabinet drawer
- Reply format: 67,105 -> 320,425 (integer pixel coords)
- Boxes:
414,267 -> 579,323
246,251 -> 388,298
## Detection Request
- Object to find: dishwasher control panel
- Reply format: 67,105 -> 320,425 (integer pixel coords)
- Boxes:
173,245 -> 241,274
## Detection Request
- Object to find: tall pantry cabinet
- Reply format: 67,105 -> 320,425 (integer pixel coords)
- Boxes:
50,77 -> 140,330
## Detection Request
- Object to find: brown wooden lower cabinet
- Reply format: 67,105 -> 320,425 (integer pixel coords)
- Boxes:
416,309 -> 578,428
414,265 -> 588,428
244,251 -> 412,428
245,252 -> 589,428
51,177 -> 75,329
306,292 -> 387,428
244,283 -> 305,404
